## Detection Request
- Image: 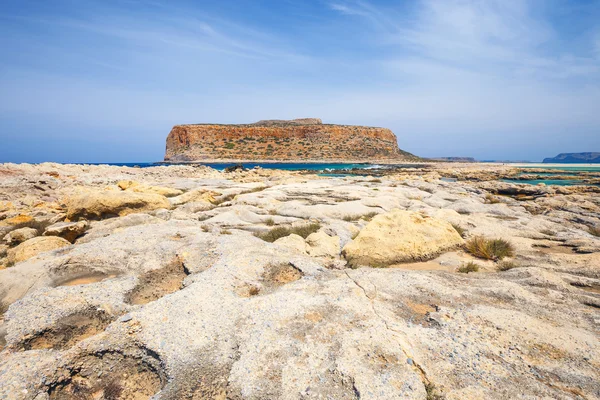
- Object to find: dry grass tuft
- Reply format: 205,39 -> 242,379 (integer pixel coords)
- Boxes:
457,262 -> 480,273
265,217 -> 275,226
466,236 -> 515,261
255,223 -> 321,243
497,261 -> 519,271
451,224 -> 466,238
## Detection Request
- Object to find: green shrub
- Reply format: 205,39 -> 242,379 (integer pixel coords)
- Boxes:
255,223 -> 321,243
225,142 -> 235,149
466,236 -> 515,261
457,262 -> 480,273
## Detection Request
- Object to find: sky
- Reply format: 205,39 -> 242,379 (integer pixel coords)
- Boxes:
1,0 -> 599,163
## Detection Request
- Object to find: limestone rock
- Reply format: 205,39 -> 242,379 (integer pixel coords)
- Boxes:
43,221 -> 88,243
274,234 -> 309,254
164,120 -> 417,162
169,189 -> 217,206
117,180 -> 183,197
7,236 -> 70,265
306,231 -> 340,258
64,188 -> 171,219
342,209 -> 464,267
3,227 -> 38,245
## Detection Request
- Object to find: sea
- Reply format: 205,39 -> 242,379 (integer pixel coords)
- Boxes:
75,162 -> 600,186
502,165 -> 600,186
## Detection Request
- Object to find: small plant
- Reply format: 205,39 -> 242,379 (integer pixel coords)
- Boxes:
201,225 -> 210,232
265,217 -> 275,226
425,382 -> 444,400
225,142 -> 235,149
255,223 -> 321,243
589,226 -> 600,237
451,224 -> 466,238
485,193 -> 501,204
457,262 -> 480,273
220,229 -> 232,235
466,236 -> 515,261
362,211 -> 379,221
268,209 -> 278,215
197,214 -> 211,222
497,261 -> 519,271
212,193 -> 237,205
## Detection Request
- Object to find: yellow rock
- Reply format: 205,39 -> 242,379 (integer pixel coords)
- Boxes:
7,236 -> 71,265
170,189 -> 217,206
117,180 -> 183,197
64,187 -> 172,219
5,214 -> 33,226
342,209 -> 464,267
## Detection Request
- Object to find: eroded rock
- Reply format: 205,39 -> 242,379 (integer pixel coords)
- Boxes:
7,236 -> 70,265
343,209 -> 464,267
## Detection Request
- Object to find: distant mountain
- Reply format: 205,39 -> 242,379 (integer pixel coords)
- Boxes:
543,152 -> 600,163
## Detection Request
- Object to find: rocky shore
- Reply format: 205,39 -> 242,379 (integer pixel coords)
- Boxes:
0,162 -> 599,399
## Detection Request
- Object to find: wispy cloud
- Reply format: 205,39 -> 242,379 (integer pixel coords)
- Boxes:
330,0 -> 599,79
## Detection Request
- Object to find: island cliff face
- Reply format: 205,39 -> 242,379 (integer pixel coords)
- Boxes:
164,118 -> 417,162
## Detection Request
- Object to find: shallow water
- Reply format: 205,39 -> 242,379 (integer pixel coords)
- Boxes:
502,179 -> 592,186
518,166 -> 600,172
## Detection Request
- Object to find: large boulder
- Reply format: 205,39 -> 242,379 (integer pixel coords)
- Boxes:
6,236 -> 70,265
342,209 -> 464,267
3,227 -> 38,245
64,188 -> 171,219
43,221 -> 88,243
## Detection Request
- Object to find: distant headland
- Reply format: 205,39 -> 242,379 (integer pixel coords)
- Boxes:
543,152 -> 600,163
164,118 -> 418,163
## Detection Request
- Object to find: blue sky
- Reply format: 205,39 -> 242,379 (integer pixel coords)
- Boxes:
1,0 -> 599,162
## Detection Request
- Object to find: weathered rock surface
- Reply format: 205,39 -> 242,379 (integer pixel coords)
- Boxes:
343,210 -> 464,267
164,118 -> 418,162
0,162 -> 599,400
64,187 -> 171,219
43,221 -> 88,243
3,227 -> 38,245
6,236 -> 71,265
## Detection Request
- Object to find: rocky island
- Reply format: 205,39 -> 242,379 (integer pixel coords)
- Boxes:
543,152 -> 600,163
164,118 -> 418,162
0,162 -> 599,399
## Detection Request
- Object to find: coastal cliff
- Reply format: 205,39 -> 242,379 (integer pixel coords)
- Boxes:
164,118 -> 417,162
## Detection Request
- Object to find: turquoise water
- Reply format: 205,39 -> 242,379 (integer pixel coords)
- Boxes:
76,162 -> 383,171
73,162 -> 433,172
503,179 -> 593,186
518,166 -> 600,172
511,165 -> 600,186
